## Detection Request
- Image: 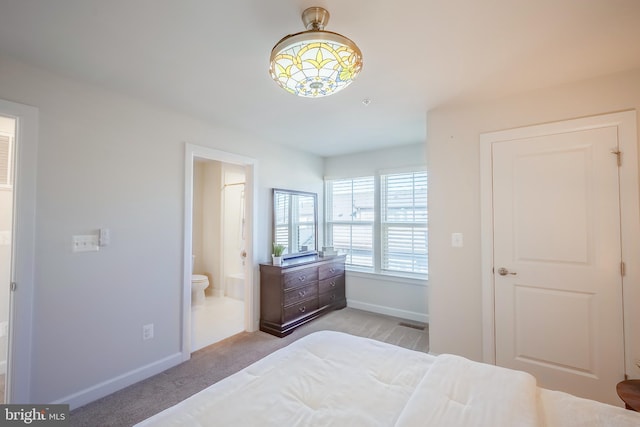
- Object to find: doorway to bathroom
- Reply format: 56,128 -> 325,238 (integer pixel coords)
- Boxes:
191,159 -> 245,351
183,144 -> 257,357
0,99 -> 38,404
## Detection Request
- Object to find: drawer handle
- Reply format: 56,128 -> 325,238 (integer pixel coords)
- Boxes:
329,268 -> 335,273
299,306 -> 306,313
298,276 -> 306,282
330,294 -> 336,301
330,281 -> 336,287
298,290 -> 307,297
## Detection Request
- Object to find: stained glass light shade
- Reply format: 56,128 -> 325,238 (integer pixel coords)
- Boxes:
269,30 -> 363,98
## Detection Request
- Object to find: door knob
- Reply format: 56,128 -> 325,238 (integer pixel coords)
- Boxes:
497,267 -> 517,276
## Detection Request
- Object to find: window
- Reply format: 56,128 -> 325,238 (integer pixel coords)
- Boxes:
325,170 -> 428,278
380,171 -> 428,275
325,177 -> 375,267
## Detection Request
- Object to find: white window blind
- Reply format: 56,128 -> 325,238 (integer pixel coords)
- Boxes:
381,171 -> 428,275
325,177 -> 375,267
0,134 -> 11,186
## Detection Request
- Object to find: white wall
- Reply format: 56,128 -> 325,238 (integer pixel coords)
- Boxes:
324,143 -> 428,323
427,68 -> 640,366
0,54 -> 324,407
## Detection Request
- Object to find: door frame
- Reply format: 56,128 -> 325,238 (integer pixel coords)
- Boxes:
0,99 -> 38,403
182,143 -> 258,361
480,110 -> 640,377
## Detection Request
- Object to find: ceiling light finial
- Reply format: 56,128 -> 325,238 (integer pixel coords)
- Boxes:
301,7 -> 329,30
269,6 -> 363,98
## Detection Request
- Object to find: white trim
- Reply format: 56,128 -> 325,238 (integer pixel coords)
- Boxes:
53,352 -> 182,410
347,299 -> 428,324
183,144 -> 258,362
0,99 -> 38,404
480,111 -> 640,374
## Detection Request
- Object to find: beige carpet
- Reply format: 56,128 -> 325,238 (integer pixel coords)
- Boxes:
69,308 -> 429,426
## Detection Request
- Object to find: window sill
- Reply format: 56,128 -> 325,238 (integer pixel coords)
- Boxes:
345,268 -> 428,287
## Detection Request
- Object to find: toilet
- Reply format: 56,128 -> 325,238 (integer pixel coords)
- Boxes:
191,274 -> 210,305
191,255 -> 210,305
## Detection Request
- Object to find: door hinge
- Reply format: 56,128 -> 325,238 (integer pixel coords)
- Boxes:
611,149 -> 622,167
621,262 -> 626,277
10,282 -> 16,291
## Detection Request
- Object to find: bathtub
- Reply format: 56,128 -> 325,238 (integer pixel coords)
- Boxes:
225,273 -> 244,301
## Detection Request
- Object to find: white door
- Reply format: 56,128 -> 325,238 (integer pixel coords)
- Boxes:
492,125 -> 624,405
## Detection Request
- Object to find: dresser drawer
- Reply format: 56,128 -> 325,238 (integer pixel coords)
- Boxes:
318,275 -> 344,294
319,262 -> 345,280
284,298 -> 319,323
283,267 -> 318,290
284,283 -> 318,307
319,288 -> 345,306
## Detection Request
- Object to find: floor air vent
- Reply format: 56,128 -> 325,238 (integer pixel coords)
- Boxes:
398,322 -> 426,331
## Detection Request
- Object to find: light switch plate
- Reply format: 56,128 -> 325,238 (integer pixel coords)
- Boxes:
451,232 -> 464,248
72,235 -> 99,252
99,228 -> 110,246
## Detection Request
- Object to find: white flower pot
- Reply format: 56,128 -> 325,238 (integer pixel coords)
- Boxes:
272,255 -> 282,266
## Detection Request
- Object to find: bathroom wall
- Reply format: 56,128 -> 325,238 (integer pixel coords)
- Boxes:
193,160 -> 222,296
0,115 -> 14,374
201,161 -> 221,296
192,161 -> 204,275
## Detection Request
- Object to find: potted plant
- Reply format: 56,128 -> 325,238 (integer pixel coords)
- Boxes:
272,243 -> 286,266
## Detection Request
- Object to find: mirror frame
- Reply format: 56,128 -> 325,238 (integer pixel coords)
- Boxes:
272,188 -> 318,259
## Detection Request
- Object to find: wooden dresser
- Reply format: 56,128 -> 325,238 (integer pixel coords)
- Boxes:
260,255 -> 346,337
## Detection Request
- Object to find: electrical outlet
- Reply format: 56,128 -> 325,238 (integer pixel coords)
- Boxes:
142,323 -> 154,341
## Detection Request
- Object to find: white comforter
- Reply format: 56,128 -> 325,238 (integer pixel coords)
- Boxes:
136,331 -> 640,426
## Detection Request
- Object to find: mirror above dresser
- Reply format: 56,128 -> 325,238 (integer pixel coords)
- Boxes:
272,188 -> 318,259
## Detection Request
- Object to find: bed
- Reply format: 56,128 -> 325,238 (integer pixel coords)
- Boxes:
135,331 -> 640,426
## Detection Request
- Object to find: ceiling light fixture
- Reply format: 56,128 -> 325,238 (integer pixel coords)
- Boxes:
269,7 -> 363,98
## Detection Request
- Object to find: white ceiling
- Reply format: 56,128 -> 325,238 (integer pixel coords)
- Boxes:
1,0 -> 639,157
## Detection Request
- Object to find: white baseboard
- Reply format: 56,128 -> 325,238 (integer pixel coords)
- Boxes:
53,352 -> 183,410
347,300 -> 429,324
